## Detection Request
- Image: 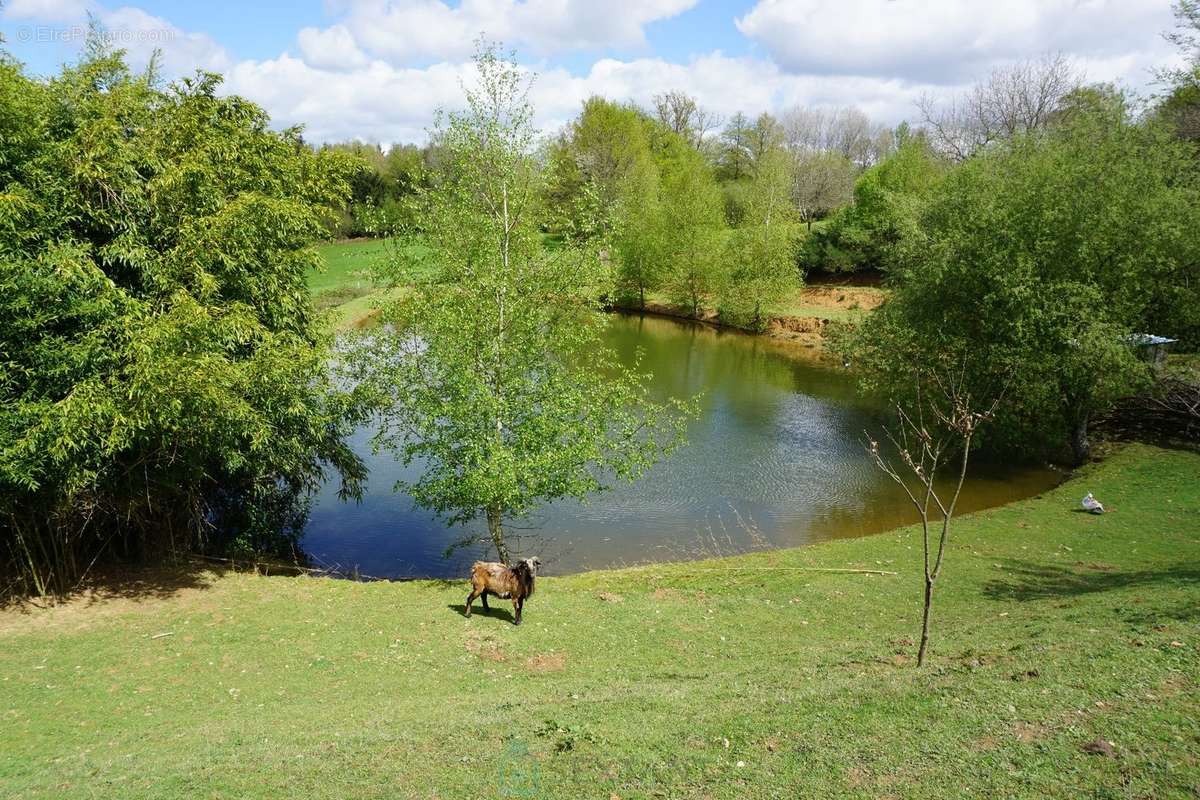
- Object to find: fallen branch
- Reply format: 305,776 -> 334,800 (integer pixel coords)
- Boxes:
624,565 -> 898,576
1095,378 -> 1200,443
186,554 -> 380,580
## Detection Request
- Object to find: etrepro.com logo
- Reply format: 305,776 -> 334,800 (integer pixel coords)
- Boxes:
497,738 -> 540,798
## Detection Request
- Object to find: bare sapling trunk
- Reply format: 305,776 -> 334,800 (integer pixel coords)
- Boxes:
866,374 -> 1000,667
486,505 -> 510,565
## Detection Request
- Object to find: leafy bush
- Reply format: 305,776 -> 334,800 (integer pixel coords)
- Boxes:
0,47 -> 365,594
844,94 -> 1200,462
800,139 -> 945,274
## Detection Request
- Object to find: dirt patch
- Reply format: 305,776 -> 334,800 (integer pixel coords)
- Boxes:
525,652 -> 566,673
597,592 -> 624,603
769,316 -> 825,334
795,285 -> 886,312
652,587 -> 680,601
972,735 -> 1001,752
845,766 -> 870,788
1081,739 -> 1117,758
465,630 -> 506,662
1012,721 -> 1051,743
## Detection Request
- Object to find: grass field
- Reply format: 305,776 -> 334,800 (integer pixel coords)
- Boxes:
310,239 -> 392,295
309,237 -> 889,333
310,239 -> 431,329
2,443 -> 1197,798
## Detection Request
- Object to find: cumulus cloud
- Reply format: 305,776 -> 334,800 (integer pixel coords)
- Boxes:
297,23 -> 370,71
3,1 -> 231,75
2,0 -> 93,22
5,0 -> 1187,146
224,55 -> 467,144
297,0 -> 697,68
101,6 -> 232,74
222,50 -> 931,145
737,0 -> 1177,85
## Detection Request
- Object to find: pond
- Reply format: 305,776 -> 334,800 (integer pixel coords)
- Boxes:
302,313 -> 1061,578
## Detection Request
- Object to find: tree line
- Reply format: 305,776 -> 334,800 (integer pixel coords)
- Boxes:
2,4 -> 1197,592
327,89 -> 903,332
841,2 -> 1200,466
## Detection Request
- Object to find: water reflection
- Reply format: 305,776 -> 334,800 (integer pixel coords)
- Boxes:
302,313 -> 1060,578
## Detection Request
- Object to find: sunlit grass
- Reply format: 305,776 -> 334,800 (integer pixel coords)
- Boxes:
309,238 -> 392,295
1,444 -> 1197,798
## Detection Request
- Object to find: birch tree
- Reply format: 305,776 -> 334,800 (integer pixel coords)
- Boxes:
360,43 -> 689,563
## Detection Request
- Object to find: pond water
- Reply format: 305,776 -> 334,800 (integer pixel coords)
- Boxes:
302,313 -> 1061,578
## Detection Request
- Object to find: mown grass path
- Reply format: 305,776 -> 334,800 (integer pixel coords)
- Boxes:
1,444 -> 1197,798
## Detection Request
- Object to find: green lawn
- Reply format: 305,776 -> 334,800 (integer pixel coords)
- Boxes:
2,443 -> 1197,798
310,238 -> 433,329
309,238 -> 392,295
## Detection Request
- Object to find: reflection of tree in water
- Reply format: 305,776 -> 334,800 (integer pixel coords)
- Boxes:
302,312 -> 1063,578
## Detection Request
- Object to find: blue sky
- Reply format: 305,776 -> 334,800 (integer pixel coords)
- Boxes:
1,1 -> 1184,144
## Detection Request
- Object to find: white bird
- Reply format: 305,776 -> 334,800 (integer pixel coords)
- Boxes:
1081,493 -> 1105,514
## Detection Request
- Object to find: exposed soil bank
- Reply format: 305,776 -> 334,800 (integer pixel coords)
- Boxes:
611,285 -> 886,353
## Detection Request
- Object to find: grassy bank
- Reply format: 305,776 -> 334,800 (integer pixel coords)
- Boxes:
2,443 -> 1197,798
310,239 -> 433,329
310,237 -> 889,338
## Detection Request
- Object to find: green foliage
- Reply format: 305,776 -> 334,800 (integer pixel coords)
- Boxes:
718,149 -> 801,331
0,46 -> 364,593
657,146 -> 727,317
609,156 -> 665,308
321,140 -> 434,237
844,94 -> 1200,461
543,97 -> 658,242
605,120 -> 728,318
356,43 -> 690,563
801,138 -> 946,274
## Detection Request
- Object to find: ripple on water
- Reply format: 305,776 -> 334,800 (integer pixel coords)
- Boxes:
301,314 -> 1061,577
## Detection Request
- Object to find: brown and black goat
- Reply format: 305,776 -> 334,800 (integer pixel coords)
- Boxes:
465,557 -> 540,625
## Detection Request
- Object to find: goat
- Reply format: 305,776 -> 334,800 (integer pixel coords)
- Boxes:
465,557 -> 541,625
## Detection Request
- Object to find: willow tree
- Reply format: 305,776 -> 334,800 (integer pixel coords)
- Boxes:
360,44 -> 689,563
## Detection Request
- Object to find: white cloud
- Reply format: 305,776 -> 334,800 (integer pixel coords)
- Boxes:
101,6 -> 231,74
2,0 -> 93,22
6,0 -> 1188,147
222,50 -> 932,144
224,54 -> 468,144
736,0 -> 1178,85
297,0 -> 697,68
3,1 -> 231,75
297,23 -> 370,70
